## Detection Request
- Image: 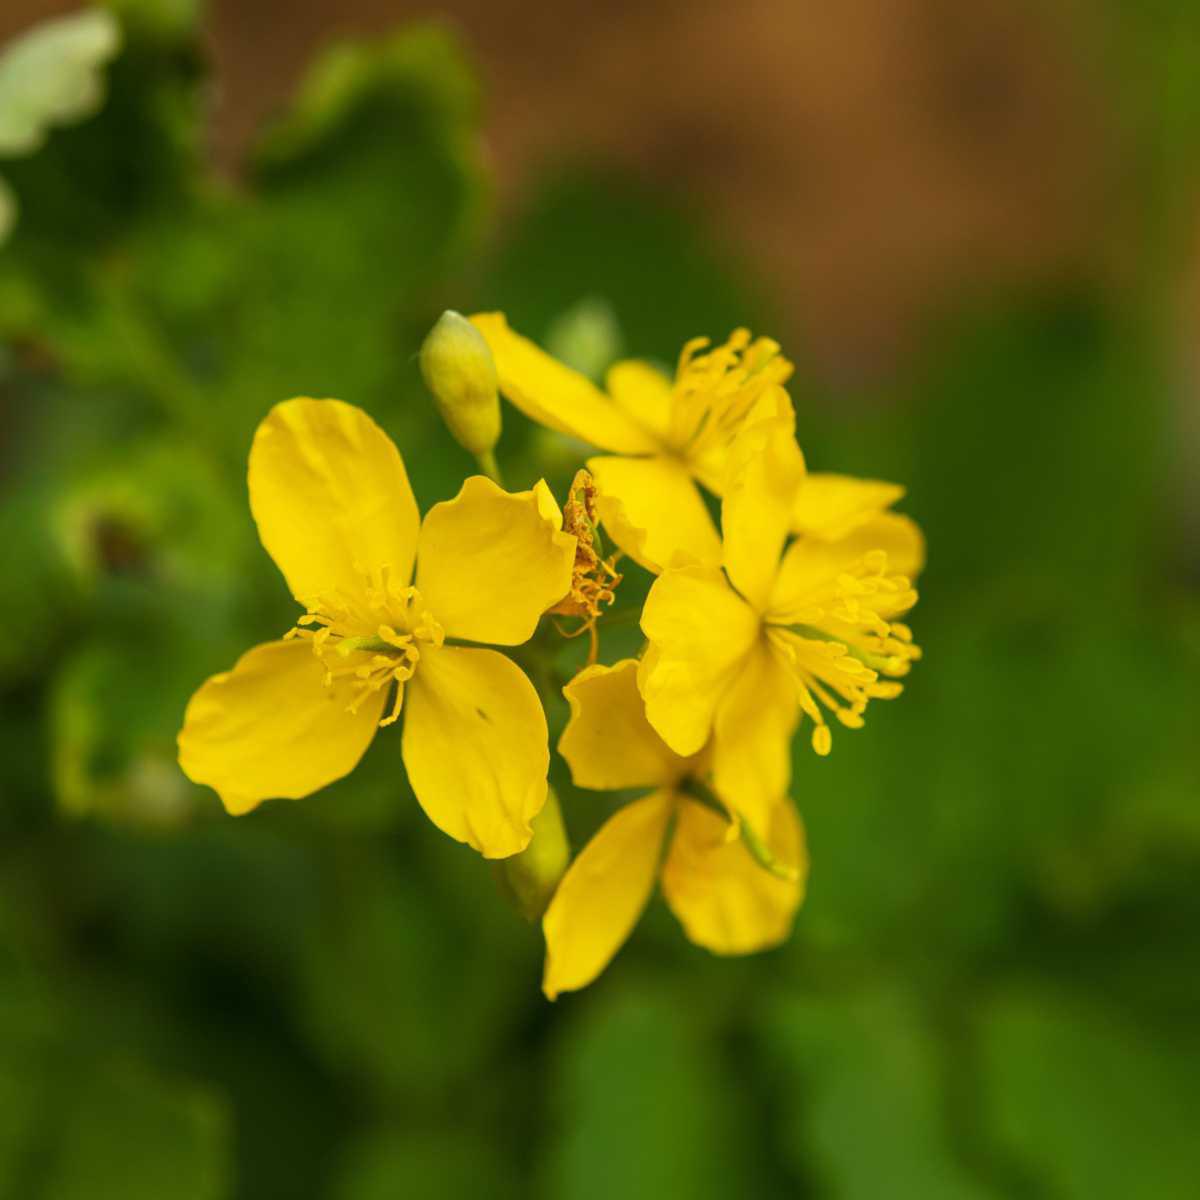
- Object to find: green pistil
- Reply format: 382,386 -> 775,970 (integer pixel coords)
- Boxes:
679,777 -> 799,883
335,635 -> 398,657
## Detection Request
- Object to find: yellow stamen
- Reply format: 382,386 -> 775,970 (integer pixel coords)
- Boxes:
286,566 -> 444,725
666,328 -> 793,458
764,543 -> 920,753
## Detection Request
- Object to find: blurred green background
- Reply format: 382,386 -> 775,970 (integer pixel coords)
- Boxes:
1,1 -> 1198,1197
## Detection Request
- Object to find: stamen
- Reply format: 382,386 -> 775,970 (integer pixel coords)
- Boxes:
285,567 -> 444,727
548,469 -> 623,664
665,328 -> 794,458
764,537 -> 920,753
379,679 -> 406,727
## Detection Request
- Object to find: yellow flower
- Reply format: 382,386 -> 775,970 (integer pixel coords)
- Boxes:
177,398 -> 576,857
542,659 -> 807,1000
469,312 -> 793,573
639,416 -> 924,833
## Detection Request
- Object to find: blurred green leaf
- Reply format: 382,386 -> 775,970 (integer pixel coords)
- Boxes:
0,173 -> 14,242
52,434 -> 254,598
0,475 -> 79,683
978,986 -> 1200,1200
479,172 -> 770,364
176,22 -> 487,447
543,296 -> 624,382
299,846 -> 534,1098
253,22 -> 478,178
51,636 -> 216,826
0,9 -> 122,159
335,1128 -> 520,1200
0,5 -> 201,281
543,985 -> 753,1200
796,616 -> 1200,954
39,1061 -> 230,1200
764,987 -> 995,1200
909,300 -> 1163,604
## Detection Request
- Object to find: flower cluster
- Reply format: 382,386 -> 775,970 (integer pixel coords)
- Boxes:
177,309 -> 923,999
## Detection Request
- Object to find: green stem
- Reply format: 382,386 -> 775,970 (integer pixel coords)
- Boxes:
678,775 -> 728,818
737,809 -> 800,882
476,448 -> 503,486
679,777 -> 799,882
599,605 -> 643,629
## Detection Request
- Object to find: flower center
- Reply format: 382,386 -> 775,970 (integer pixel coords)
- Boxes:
285,567 -> 444,727
666,329 -> 794,458
766,547 -> 920,754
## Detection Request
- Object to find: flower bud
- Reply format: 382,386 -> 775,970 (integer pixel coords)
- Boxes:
419,310 -> 501,462
495,787 -> 570,921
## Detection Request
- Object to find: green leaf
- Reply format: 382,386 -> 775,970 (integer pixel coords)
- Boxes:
543,986 -> 753,1200
763,987 -> 996,1199
0,173 -> 16,242
252,21 -> 479,183
978,987 -> 1200,1200
543,296 -> 623,382
335,1129 -> 520,1200
39,1061 -> 230,1200
123,23 -> 490,485
299,847 -> 534,1097
0,9 -> 122,158
227,25 -> 484,403
50,638 -> 212,827
479,173 -> 769,364
0,6 -> 201,266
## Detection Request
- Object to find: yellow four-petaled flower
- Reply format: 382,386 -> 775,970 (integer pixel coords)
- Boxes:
177,398 -> 576,858
639,415 -> 924,833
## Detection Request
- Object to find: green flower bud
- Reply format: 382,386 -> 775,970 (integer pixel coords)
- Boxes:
419,310 -> 501,465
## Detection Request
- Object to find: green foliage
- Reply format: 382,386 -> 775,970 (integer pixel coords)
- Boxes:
334,1129 -> 521,1200
544,986 -> 753,1200
979,986 -> 1200,1200
37,1063 -> 229,1200
765,987 -> 997,1199
0,7 -> 123,247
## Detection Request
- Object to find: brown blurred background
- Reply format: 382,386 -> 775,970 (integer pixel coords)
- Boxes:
1,0 -> 1120,375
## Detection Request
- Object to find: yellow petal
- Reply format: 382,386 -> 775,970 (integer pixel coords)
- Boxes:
249,398 -> 420,603
661,799 -> 807,955
541,790 -> 674,999
605,359 -> 674,443
792,472 -> 905,541
768,512 -> 924,620
639,565 -> 759,756
721,415 -> 806,611
560,660 -> 684,791
682,373 -> 797,495
711,640 -> 799,834
531,477 -> 564,526
177,639 -> 385,815
401,645 -> 549,858
588,454 -> 722,574
469,312 -> 660,454
415,475 -> 576,645
854,511 -> 926,578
